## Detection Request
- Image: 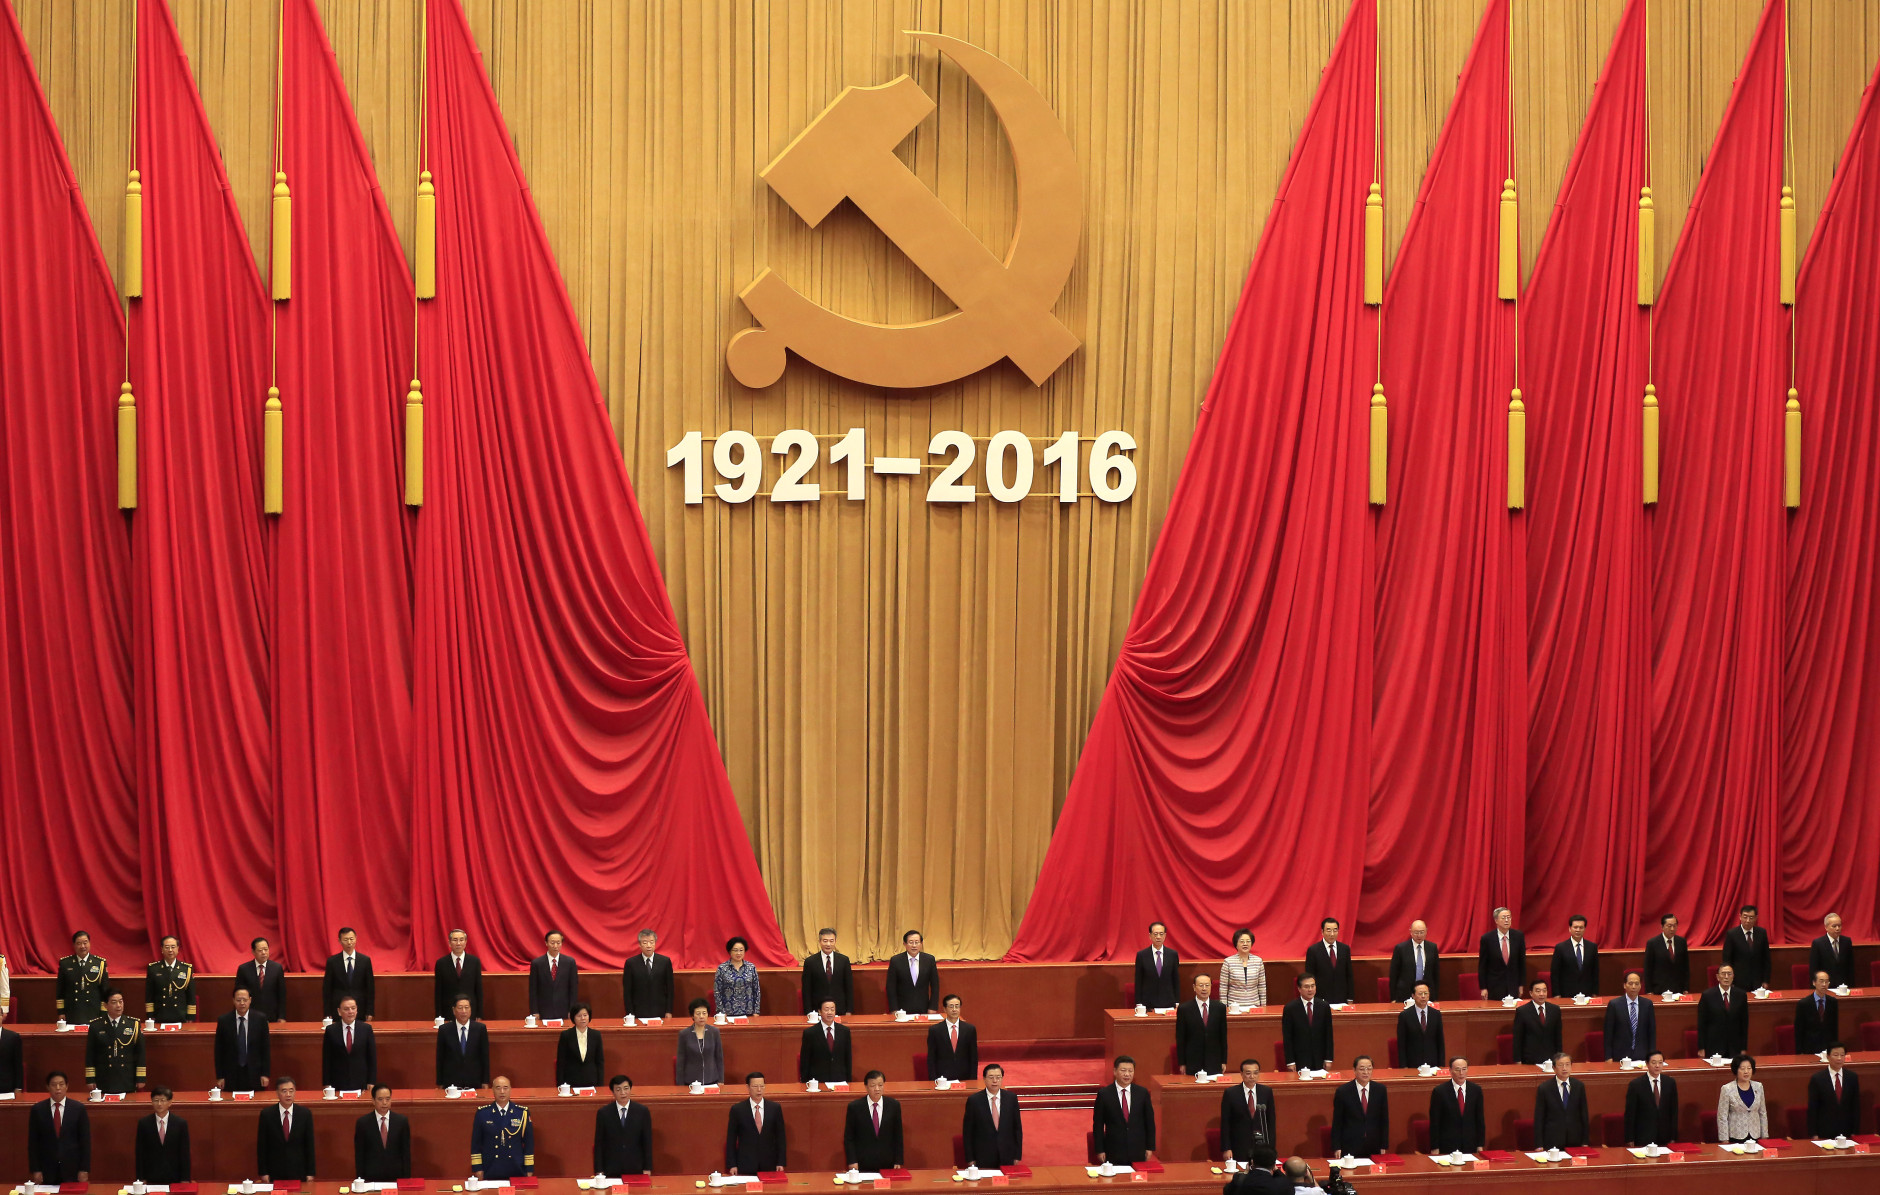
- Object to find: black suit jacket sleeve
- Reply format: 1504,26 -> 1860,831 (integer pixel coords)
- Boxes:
0,1029 -> 22,1092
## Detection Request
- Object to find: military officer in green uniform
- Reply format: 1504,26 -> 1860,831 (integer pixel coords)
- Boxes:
57,931 -> 108,1025
146,935 -> 197,1023
470,1075 -> 534,1180
85,989 -> 146,1094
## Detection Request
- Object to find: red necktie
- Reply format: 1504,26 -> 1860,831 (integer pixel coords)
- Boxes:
872,1103 -> 881,1134
1121,1087 -> 1130,1119
551,957 -> 558,979
950,1023 -> 958,1049
827,1028 -> 835,1051
283,1109 -> 292,1137
1359,1087 -> 1367,1114
380,1116 -> 389,1146
1501,936 -> 1510,964
456,957 -> 463,975
53,1102 -> 61,1136
1538,1004 -> 1545,1024
1457,1087 -> 1465,1116
1419,1009 -> 1427,1030
755,1103 -> 763,1132
346,1024 -> 354,1052
826,956 -> 832,977
991,1095 -> 1000,1128
1834,1072 -> 1843,1098
159,1118 -> 166,1143
1305,1001 -> 1313,1022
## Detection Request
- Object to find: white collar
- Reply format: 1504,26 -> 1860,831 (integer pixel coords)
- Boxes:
453,953 -> 465,963
493,1102 -> 511,1113
615,1099 -> 633,1110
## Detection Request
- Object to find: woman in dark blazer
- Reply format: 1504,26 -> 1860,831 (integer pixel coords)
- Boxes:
556,1003 -> 607,1088
675,998 -> 724,1085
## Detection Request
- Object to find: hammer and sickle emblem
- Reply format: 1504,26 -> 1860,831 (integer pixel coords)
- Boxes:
727,33 -> 1082,390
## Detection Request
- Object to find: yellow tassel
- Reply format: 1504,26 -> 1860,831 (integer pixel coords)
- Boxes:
123,170 -> 143,299
1364,183 -> 1384,306
263,386 -> 284,514
416,171 -> 436,299
1642,383 -> 1659,505
116,381 -> 137,510
271,172 -> 292,301
1785,387 -> 1801,508
1779,185 -> 1796,306
1637,186 -> 1655,306
1499,179 -> 1519,300
1369,382 -> 1388,505
1507,388 -> 1525,510
405,378 -> 424,506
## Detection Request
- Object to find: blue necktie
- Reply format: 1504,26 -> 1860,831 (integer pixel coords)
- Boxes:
237,1016 -> 249,1065
1629,1000 -> 1638,1038
461,1025 -> 469,1054
1415,946 -> 1424,981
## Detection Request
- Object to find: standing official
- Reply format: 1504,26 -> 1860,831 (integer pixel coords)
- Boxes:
530,930 -> 579,1021
435,929 -> 485,1021
1395,984 -> 1445,1071
56,932 -> 107,1025
1302,919 -> 1354,1005
1511,981 -> 1562,1065
134,1087 -> 191,1184
1697,966 -> 1750,1059
1133,922 -> 1181,1011
1795,972 -> 1841,1055
1548,917 -> 1599,1000
257,1077 -> 316,1182
1427,1059 -> 1484,1155
962,1064 -> 1023,1170
1809,914 -> 1856,989
1534,1054 -> 1590,1149
27,1072 -> 90,1184
724,1073 -> 786,1175
594,1074 -> 653,1177
437,995 -> 492,1090
886,931 -> 939,1015
557,1004 -> 607,1090
1219,1059 -> 1276,1165
1642,915 -> 1691,995
926,994 -> 978,1082
354,1086 -> 411,1181
471,1076 -> 535,1179
215,989 -> 272,1092
1174,975 -> 1227,1075
1602,972 -> 1656,1063
0,1019 -> 22,1094
1280,976 -> 1333,1072
1328,1057 -> 1388,1160
236,939 -> 287,1022
1808,1044 -> 1861,1139
1623,1054 -> 1679,1147
323,997 -> 377,1092
84,990 -> 145,1093
800,1000 -> 852,1084
1477,908 -> 1526,1000
1091,1056 -> 1155,1164
146,936 -> 197,1023
843,1071 -> 904,1173
1388,922 -> 1440,1003
1719,906 -> 1772,991
800,930 -> 854,1016
323,928 -> 375,1021
624,930 -> 675,1020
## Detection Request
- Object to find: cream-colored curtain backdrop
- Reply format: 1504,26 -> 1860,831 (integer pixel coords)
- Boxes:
18,0 -> 1879,960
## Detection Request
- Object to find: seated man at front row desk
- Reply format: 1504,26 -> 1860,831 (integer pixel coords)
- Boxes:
1092,1055 -> 1156,1165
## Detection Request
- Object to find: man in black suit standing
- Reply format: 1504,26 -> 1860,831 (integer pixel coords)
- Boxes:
1623,1053 -> 1679,1146
801,929 -> 854,1016
1603,971 -> 1657,1063
1511,980 -> 1562,1065
1132,922 -> 1181,1011
624,929 -> 675,1020
594,1074 -> 654,1177
215,989 -> 272,1092
438,995 -> 492,1090
1328,1056 -> 1388,1160
1388,921 -> 1440,1003
1478,907 -> 1526,1000
1697,965 -> 1750,1059
1174,974 -> 1227,1075
1280,975 -> 1333,1072
843,1071 -> 904,1173
725,1073 -> 786,1174
354,1085 -> 412,1181
1219,1059 -> 1276,1165
323,996 -> 377,1092
926,994 -> 978,1082
885,931 -> 938,1015
1303,918 -> 1354,1005
1534,1054 -> 1590,1149
530,930 -> 579,1021
0,1020 -> 22,1094
135,1086 -> 191,1183
1720,905 -> 1772,991
435,928 -> 485,1021
1549,916 -> 1599,1000
800,999 -> 852,1084
962,1063 -> 1024,1170
235,938 -> 287,1022
1642,914 -> 1691,995
1809,914 -> 1856,990
323,927 -> 375,1021
28,1071 -> 90,1184
1427,1058 -> 1484,1155
257,1077 -> 317,1182
1396,983 -> 1445,1070
1795,971 -> 1841,1055
1807,1044 -> 1861,1139
1091,1056 -> 1155,1164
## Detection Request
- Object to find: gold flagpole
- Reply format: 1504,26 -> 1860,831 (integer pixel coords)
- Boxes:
118,0 -> 141,509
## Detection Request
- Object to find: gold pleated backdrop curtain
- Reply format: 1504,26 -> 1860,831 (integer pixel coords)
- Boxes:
18,0 -> 1880,960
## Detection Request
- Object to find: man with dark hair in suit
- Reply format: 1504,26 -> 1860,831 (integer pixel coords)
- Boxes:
1511,980 -> 1562,1065
963,1063 -> 1024,1169
843,1071 -> 904,1173
800,1000 -> 852,1084
1603,971 -> 1657,1063
355,1085 -> 412,1180
801,930 -> 854,1016
1133,922 -> 1181,1011
1091,1056 -> 1155,1164
135,1086 -> 191,1183
595,1074 -> 653,1177
437,994 -> 491,1090
530,930 -> 579,1021
725,1073 -> 786,1175
323,927 -> 375,1021
1174,974 -> 1227,1075
258,1077 -> 317,1182
235,938 -> 287,1023
1280,975 -> 1333,1072
1302,918 -> 1354,1005
925,994 -> 978,1081
1534,1054 -> 1590,1149
1219,1059 -> 1276,1166
1549,916 -> 1599,999
1809,914 -> 1856,990
1388,921 -> 1440,1003
1697,965 -> 1750,1059
1328,1057 -> 1388,1160
323,996 -> 377,1092
1808,1044 -> 1861,1139
1427,1058 -> 1485,1155
624,929 -> 676,1020
886,931 -> 939,1015
1623,1053 -> 1679,1146
1720,905 -> 1772,991
1396,983 -> 1446,1070
28,1071 -> 90,1184
1477,907 -> 1526,1000
215,988 -> 272,1092
1642,914 -> 1691,995
1795,971 -> 1841,1055
435,929 -> 485,1021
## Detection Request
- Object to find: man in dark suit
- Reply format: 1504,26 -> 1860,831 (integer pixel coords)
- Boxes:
1478,907 -> 1526,1000
926,994 -> 978,1082
885,930 -> 938,1014
529,930 -> 579,1021
1223,1146 -> 1288,1195
1303,918 -> 1354,1005
322,927 -> 375,1020
1720,905 -> 1772,991
1427,1058 -> 1485,1155
323,996 -> 377,1092
1533,1054 -> 1590,1149
235,937 -> 287,1022
624,929 -> 676,1020
1808,1044 -> 1861,1139
725,1073 -> 786,1174
0,1023 -> 22,1094
801,929 -> 854,1016
1623,1054 -> 1679,1146
1603,972 -> 1657,1063
215,989 -> 272,1091
1809,914 -> 1856,990
1174,975 -> 1227,1075
1328,1057 -> 1388,1160
1388,922 -> 1440,1003
135,1087 -> 191,1183
800,1000 -> 852,1084
1795,971 -> 1841,1054
437,995 -> 492,1090
595,1074 -> 653,1176
27,1071 -> 90,1184
1132,922 -> 1181,1011
843,1071 -> 904,1172
1280,975 -> 1334,1072
1642,914 -> 1691,995
257,1077 -> 317,1182
435,928 -> 486,1021
962,1063 -> 1024,1169
1511,981 -> 1562,1065
1091,1056 -> 1155,1164
1396,983 -> 1446,1071
1549,916 -> 1600,1000
355,1085 -> 412,1181
1697,966 -> 1750,1059
1219,1059 -> 1277,1165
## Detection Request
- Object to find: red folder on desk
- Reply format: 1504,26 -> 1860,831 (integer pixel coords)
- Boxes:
269,1184 -> 299,1193
510,1179 -> 539,1189
615,1176 -> 652,1187
1476,1150 -> 1516,1162
757,1172 -> 789,1184
396,1180 -> 427,1190
1130,1161 -> 1163,1173
1000,1166 -> 1032,1179
878,1170 -> 913,1181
